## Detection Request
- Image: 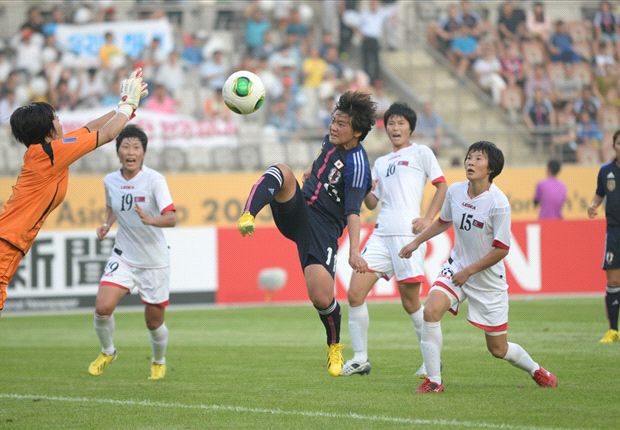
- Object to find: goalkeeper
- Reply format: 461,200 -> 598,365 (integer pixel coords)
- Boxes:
0,68 -> 148,315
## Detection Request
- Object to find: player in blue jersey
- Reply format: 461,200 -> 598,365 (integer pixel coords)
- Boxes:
238,91 -> 376,377
588,129 -> 620,343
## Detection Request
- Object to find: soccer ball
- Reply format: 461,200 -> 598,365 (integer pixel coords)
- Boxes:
222,71 -> 266,115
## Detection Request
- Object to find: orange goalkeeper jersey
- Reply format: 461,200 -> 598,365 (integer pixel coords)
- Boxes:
0,127 -> 98,253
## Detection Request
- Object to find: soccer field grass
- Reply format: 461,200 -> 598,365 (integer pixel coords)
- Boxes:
0,297 -> 615,429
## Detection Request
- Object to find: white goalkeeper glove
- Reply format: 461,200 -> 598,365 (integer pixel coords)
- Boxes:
117,68 -> 149,119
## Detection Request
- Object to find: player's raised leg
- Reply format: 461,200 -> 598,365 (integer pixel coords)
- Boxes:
305,264 -> 344,377
416,289 -> 451,393
238,164 -> 297,236
145,303 -> 168,380
486,333 -> 558,388
88,285 -> 127,376
342,271 -> 377,376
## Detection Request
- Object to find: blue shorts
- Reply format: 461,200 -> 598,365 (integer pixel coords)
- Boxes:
603,226 -> 620,270
271,183 -> 340,278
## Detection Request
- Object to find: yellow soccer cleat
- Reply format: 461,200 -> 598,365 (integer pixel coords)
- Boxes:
88,351 -> 117,376
148,363 -> 166,380
237,212 -> 256,237
326,343 -> 344,377
599,329 -> 620,344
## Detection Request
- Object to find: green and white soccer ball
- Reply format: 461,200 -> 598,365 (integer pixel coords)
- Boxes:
222,70 -> 266,115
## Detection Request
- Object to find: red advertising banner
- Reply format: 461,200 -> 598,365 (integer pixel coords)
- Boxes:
217,220 -> 607,304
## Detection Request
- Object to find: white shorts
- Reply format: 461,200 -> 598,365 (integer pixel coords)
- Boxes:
431,260 -> 508,335
361,234 -> 426,284
100,255 -> 170,307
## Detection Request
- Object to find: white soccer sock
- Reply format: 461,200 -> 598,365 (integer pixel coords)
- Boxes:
348,303 -> 369,363
410,306 -> 424,342
149,323 -> 168,365
420,321 -> 442,384
94,313 -> 116,355
503,342 -> 539,375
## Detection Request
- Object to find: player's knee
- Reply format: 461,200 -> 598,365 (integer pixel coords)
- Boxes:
487,342 -> 507,359
274,163 -> 293,181
423,304 -> 442,322
94,304 -> 114,317
146,319 -> 163,331
347,289 -> 365,307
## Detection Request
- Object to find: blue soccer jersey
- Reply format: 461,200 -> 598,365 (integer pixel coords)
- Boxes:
596,160 -> 620,227
302,136 -> 371,234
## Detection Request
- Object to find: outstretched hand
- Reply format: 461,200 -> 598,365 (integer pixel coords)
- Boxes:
117,67 -> 149,118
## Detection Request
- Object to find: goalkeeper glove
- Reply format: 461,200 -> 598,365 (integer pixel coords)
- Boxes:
117,68 -> 149,119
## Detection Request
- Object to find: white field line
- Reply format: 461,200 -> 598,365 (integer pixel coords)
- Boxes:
1,393 -> 580,430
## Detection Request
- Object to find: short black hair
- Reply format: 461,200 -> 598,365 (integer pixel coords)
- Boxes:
465,140 -> 504,182
613,129 -> 620,146
116,124 -> 148,153
547,159 -> 561,176
10,102 -> 56,147
334,91 -> 377,142
383,102 -> 417,134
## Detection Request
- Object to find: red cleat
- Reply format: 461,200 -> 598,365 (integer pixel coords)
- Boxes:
532,367 -> 558,388
415,378 -> 445,394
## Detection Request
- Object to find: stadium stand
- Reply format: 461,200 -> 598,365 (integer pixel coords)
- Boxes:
0,1 -> 618,174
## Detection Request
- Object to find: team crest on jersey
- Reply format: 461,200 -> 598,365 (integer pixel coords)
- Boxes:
334,160 -> 344,169
606,172 -> 615,192
607,252 -> 615,265
328,167 -> 342,184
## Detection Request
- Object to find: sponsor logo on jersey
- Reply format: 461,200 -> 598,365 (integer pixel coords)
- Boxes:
607,172 -> 615,192
62,137 -> 77,144
462,202 -> 476,210
135,196 -> 145,202
397,161 -> 409,166
473,219 -> 484,229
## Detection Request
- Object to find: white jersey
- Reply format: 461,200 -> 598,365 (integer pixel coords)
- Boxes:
372,143 -> 445,236
439,181 -> 511,290
104,166 -> 175,268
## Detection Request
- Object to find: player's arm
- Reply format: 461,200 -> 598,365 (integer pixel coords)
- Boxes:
301,163 -> 312,182
399,218 -> 451,259
97,68 -> 149,147
347,213 -> 368,273
588,168 -> 606,218
412,180 -> 447,234
588,194 -> 604,218
364,180 -> 379,209
97,206 -> 117,241
451,247 -> 509,287
84,111 -> 116,132
135,206 -> 176,228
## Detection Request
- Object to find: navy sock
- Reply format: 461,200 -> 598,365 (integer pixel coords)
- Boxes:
243,166 -> 283,217
316,299 -> 341,345
605,289 -> 620,330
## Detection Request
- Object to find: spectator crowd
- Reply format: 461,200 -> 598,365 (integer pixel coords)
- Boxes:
427,0 -> 620,164
0,1 -> 403,156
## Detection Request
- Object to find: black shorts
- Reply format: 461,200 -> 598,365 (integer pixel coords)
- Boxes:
270,184 -> 340,278
603,226 -> 620,270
